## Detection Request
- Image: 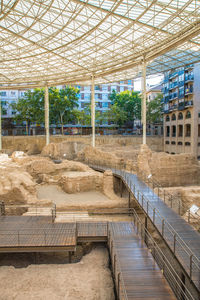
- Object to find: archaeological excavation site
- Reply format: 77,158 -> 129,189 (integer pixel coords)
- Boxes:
1,1 -> 200,299
0,136 -> 200,300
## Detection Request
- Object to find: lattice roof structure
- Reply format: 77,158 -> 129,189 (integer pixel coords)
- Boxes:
0,0 -> 200,89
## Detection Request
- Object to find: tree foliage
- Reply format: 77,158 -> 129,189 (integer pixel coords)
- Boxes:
11,86 -> 79,134
146,93 -> 163,124
108,90 -> 141,126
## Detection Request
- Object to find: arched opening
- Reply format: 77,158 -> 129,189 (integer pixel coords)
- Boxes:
186,111 -> 191,119
178,112 -> 183,120
172,114 -> 176,121
185,124 -> 191,137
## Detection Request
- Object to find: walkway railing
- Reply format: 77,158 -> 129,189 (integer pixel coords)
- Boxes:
107,208 -> 195,300
138,169 -> 182,215
88,162 -> 200,290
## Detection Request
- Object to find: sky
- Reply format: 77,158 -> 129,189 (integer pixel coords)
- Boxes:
133,74 -> 164,91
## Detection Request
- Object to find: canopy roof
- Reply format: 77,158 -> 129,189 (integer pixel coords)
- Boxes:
0,0 -> 200,88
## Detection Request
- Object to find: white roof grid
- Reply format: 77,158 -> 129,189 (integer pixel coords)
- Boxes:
0,0 -> 200,88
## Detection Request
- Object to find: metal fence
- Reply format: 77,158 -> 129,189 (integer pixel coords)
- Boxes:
88,162 -> 200,291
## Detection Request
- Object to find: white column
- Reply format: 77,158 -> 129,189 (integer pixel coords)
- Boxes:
45,85 -> 50,145
141,61 -> 147,145
0,92 -> 2,151
91,74 -> 95,147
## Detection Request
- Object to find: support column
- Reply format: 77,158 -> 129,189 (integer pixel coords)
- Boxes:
0,92 -> 2,151
45,85 -> 50,145
141,61 -> 147,145
91,74 -> 95,147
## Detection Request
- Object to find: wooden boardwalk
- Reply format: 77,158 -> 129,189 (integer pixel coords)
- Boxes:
0,216 -> 107,252
108,222 -> 176,300
90,165 -> 200,292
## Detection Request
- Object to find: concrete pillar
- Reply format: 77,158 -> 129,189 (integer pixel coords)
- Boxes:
0,92 -> 2,151
91,74 -> 95,147
45,85 -> 50,145
141,61 -> 147,144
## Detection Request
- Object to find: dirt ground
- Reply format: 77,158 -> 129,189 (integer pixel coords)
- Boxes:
0,247 -> 114,300
37,184 -> 127,210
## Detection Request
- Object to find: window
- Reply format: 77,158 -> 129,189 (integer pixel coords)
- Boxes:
186,111 -> 191,119
178,125 -> 183,137
171,141 -> 176,145
185,124 -> 191,137
0,91 -> 6,96
185,142 -> 191,146
166,126 -> 170,137
11,91 -> 16,96
165,141 -> 169,144
172,114 -> 176,121
81,93 -> 84,100
172,125 -> 176,137
198,125 -> 200,137
102,94 -> 108,100
178,142 -> 182,145
102,102 -> 108,108
166,115 -> 170,122
178,112 -> 183,120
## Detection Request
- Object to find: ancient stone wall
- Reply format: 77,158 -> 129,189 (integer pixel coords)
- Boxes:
137,144 -> 200,187
2,135 -> 164,153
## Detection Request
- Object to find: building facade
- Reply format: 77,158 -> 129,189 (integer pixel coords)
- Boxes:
163,63 -> 200,158
0,80 -> 135,135
76,79 -> 134,113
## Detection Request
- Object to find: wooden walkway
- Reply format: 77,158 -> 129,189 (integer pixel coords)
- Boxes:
0,216 -> 107,253
90,165 -> 200,292
108,222 -> 176,300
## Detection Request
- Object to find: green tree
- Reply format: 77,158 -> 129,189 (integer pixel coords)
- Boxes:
11,86 -> 79,135
146,93 -> 163,124
108,90 -> 141,127
51,86 -> 79,135
11,89 -> 44,135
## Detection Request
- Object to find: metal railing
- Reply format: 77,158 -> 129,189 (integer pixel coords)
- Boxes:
137,169 -> 182,215
0,227 -> 75,246
88,162 -> 200,289
106,208 -> 195,300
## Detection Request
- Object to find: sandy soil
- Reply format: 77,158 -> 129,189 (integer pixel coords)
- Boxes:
37,184 -> 127,209
0,247 -> 114,300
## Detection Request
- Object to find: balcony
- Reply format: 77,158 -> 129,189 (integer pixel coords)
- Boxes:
178,103 -> 185,110
169,82 -> 178,89
185,87 -> 193,94
185,100 -> 193,107
169,104 -> 178,112
169,72 -> 178,79
169,92 -> 178,100
185,74 -> 194,82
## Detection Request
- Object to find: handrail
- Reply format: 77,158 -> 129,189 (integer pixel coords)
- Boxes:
88,162 -> 200,288
138,169 -> 182,215
107,209 -> 194,300
108,224 -> 128,300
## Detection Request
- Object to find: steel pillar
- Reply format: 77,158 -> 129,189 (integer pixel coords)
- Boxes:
45,85 -> 50,145
141,61 -> 147,145
91,74 -> 95,147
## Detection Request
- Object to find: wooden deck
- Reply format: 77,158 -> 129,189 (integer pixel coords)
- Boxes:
109,222 -> 176,300
0,216 -> 108,252
90,165 -> 200,291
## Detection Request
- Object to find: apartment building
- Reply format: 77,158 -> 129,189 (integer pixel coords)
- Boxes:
163,63 -> 200,158
76,80 -> 134,113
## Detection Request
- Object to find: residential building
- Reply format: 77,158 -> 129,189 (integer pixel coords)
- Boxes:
75,79 -> 134,113
163,63 -> 200,158
0,80 -> 135,135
